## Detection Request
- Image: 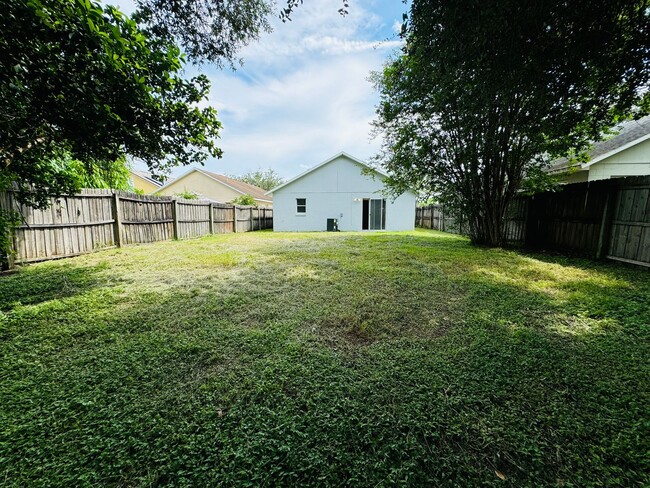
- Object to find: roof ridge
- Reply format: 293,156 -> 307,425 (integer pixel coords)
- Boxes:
200,169 -> 271,201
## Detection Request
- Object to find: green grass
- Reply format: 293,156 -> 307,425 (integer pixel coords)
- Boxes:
1,230 -> 648,487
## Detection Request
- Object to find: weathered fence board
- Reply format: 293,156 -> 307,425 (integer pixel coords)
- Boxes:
415,176 -> 650,267
606,178 -> 650,266
176,199 -> 212,239
1,190 -> 273,268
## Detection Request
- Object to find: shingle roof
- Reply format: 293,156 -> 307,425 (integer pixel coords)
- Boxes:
200,170 -> 272,202
549,115 -> 650,172
131,170 -> 163,187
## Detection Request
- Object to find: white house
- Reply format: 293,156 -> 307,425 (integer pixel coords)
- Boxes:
267,152 -> 416,232
547,115 -> 650,183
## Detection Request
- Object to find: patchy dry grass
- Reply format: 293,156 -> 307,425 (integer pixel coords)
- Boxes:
0,230 -> 648,486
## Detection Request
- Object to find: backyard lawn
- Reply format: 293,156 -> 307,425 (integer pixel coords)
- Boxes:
0,230 -> 648,486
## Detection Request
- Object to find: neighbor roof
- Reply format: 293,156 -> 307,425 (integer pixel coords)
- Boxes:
131,170 -> 162,187
266,152 -> 389,194
200,170 -> 272,202
549,115 -> 650,173
156,168 -> 272,202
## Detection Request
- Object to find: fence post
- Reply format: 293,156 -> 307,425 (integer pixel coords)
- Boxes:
524,195 -> 538,248
232,205 -> 237,233
521,197 -> 530,244
257,206 -> 261,231
249,206 -> 253,232
596,185 -> 616,259
171,199 -> 179,240
112,192 -> 123,247
0,191 -> 15,270
208,203 -> 214,234
440,206 -> 445,232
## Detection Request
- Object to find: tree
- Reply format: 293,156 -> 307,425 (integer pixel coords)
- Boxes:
133,0 -> 273,66
373,0 -> 650,246
1,0 -> 221,207
233,168 -> 284,191
231,194 -> 257,206
64,155 -> 135,191
0,0 -> 222,266
132,0 -> 350,66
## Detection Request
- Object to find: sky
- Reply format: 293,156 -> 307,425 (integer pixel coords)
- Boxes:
106,0 -> 407,180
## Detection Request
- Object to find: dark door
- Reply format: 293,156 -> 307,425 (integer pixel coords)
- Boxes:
362,199 -> 369,230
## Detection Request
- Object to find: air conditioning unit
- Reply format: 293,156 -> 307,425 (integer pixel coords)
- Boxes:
326,218 -> 339,232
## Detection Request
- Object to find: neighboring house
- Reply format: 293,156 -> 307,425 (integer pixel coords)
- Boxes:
267,152 -> 416,232
155,168 -> 272,206
129,171 -> 162,194
548,115 -> 650,183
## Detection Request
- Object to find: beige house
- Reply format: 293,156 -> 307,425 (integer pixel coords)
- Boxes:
129,171 -> 163,194
548,115 -> 650,183
155,168 -> 272,206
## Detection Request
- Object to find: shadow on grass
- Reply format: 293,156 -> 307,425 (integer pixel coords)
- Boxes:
0,261 -> 115,311
0,231 -> 648,486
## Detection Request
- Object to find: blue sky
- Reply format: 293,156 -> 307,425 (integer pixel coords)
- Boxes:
105,0 -> 406,180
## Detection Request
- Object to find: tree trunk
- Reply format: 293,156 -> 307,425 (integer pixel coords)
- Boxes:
469,199 -> 507,247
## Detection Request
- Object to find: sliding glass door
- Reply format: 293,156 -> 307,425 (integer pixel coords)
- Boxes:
362,198 -> 386,230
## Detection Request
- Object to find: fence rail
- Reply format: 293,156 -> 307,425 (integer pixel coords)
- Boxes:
0,189 -> 272,269
415,175 -> 650,268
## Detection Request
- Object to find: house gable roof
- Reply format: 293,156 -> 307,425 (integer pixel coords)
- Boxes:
549,115 -> 650,174
156,168 -> 272,202
131,170 -> 162,188
199,170 -> 272,202
266,152 -> 389,195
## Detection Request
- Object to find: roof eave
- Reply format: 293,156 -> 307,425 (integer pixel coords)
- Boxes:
581,132 -> 650,168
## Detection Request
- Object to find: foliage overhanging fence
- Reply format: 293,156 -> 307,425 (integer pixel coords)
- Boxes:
0,189 -> 272,269
415,175 -> 650,268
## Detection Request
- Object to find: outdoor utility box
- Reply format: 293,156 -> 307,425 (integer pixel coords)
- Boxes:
327,218 -> 339,232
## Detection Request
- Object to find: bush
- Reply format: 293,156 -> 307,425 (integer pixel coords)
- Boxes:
175,190 -> 200,200
231,194 -> 256,206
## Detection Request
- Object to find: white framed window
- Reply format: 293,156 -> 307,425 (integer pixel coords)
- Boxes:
296,198 -> 307,214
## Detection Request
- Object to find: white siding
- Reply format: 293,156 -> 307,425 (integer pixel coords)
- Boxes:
272,155 -> 416,232
587,138 -> 650,181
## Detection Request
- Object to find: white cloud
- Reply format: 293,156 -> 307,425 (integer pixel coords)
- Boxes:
104,0 -> 404,179
186,0 -> 403,178
201,51 -> 389,178
300,36 -> 401,55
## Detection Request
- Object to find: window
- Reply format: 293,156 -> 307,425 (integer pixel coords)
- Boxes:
296,198 -> 307,214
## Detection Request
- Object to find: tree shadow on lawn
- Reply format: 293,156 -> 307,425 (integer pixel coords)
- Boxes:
0,260 -> 116,311
1,233 -> 648,486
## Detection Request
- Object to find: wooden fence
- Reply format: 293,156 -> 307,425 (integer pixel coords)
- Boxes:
0,189 -> 273,269
415,175 -> 650,267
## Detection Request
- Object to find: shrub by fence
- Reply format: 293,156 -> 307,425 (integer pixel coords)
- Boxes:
0,189 -> 273,269
415,175 -> 650,267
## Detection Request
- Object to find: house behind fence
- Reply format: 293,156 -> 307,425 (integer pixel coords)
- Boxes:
0,189 -> 273,269
415,175 -> 650,268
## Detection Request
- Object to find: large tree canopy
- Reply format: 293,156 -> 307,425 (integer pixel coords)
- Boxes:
132,0 -> 274,66
374,0 -> 650,246
1,0 -> 222,208
132,0 -> 349,66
